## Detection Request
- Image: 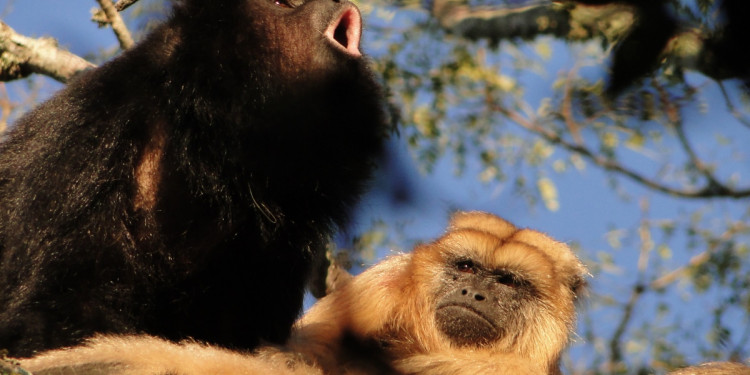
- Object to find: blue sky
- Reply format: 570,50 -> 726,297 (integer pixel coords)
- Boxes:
2,0 -> 749,372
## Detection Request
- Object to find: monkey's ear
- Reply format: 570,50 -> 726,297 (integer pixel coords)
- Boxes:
447,211 -> 517,239
567,271 -> 589,300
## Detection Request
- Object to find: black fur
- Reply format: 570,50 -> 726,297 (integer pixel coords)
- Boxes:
0,0 -> 387,357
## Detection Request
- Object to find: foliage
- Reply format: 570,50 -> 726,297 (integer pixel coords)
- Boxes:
360,0 -> 750,374
2,0 -> 750,374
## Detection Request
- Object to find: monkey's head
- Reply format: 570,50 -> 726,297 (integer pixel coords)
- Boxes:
153,0 -> 389,231
168,0 -> 386,124
413,212 -> 588,359
298,212 -> 588,373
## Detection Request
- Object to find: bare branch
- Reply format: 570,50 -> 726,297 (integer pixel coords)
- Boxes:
113,0 -> 139,12
491,102 -> 750,198
0,355 -> 32,375
607,203 -> 652,372
430,0 -> 748,87
717,81 -> 750,130
92,0 -> 140,26
650,224 -> 747,290
95,0 -> 135,50
0,83 -> 13,133
607,282 -> 644,372
672,119 -> 730,194
431,0 -> 635,43
0,21 -> 95,83
650,251 -> 710,291
561,66 -> 584,145
308,249 -> 354,299
432,0 -> 571,44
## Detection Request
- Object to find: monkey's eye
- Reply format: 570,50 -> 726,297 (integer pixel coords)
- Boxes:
495,271 -> 522,287
273,0 -> 294,8
455,260 -> 475,274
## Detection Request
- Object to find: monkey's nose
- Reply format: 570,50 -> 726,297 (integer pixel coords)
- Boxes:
461,289 -> 486,301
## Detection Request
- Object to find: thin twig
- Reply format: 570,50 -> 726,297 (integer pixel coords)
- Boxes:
96,0 -> 135,50
672,121 -> 731,195
650,224 -> 744,290
0,83 -> 12,133
113,0 -> 139,12
717,81 -> 750,130
608,201 -> 652,372
608,283 -> 645,371
561,64 -> 584,145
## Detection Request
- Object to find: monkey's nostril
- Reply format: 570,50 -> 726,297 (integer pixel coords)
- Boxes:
324,6 -> 362,57
333,22 -> 348,48
461,289 -> 468,295
474,294 -> 485,301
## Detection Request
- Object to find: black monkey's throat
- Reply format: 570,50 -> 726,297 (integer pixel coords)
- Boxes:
325,5 -> 362,57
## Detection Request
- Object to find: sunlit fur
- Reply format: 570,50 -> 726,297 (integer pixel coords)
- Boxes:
668,362 -> 750,375
288,211 -> 589,374
23,335 -> 321,375
20,212 -> 587,375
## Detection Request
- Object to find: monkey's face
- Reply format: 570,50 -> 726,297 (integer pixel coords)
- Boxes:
408,212 -> 587,357
433,241 -> 540,347
167,0 -> 387,196
172,0 -> 385,129
241,0 -> 368,82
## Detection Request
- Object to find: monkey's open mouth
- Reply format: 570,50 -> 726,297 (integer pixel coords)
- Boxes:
325,5 -> 362,58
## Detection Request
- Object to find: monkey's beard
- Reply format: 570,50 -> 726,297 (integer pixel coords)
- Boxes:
435,305 -> 499,347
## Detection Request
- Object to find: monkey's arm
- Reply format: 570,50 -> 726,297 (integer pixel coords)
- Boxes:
395,351 -> 546,375
21,335 -> 320,375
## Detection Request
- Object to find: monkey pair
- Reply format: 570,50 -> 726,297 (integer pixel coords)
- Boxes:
17,210 -> 748,375
19,211 -> 589,375
0,0 -> 740,373
0,1 -> 588,373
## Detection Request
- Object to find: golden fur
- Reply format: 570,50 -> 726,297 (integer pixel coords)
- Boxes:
20,211 -> 587,375
22,335 -> 320,375
287,211 -> 588,374
668,362 -> 750,375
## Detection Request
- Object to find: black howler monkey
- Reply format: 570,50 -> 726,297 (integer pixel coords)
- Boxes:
19,212 -> 588,375
0,0 -> 388,357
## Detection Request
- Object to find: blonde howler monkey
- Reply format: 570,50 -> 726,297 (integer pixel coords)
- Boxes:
18,211 -> 588,375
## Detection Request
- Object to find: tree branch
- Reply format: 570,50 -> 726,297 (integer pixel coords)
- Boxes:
0,83 -> 13,134
95,0 -> 135,50
717,81 -> 750,130
608,202 -> 652,372
431,0 -> 635,43
608,282 -> 644,371
430,0 -> 747,88
650,224 -> 747,290
490,101 -> 750,198
91,0 -> 140,26
0,21 -> 95,83
308,249 -> 354,299
112,0 -> 140,12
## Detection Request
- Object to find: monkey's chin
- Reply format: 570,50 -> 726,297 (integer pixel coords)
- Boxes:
435,305 -> 498,347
